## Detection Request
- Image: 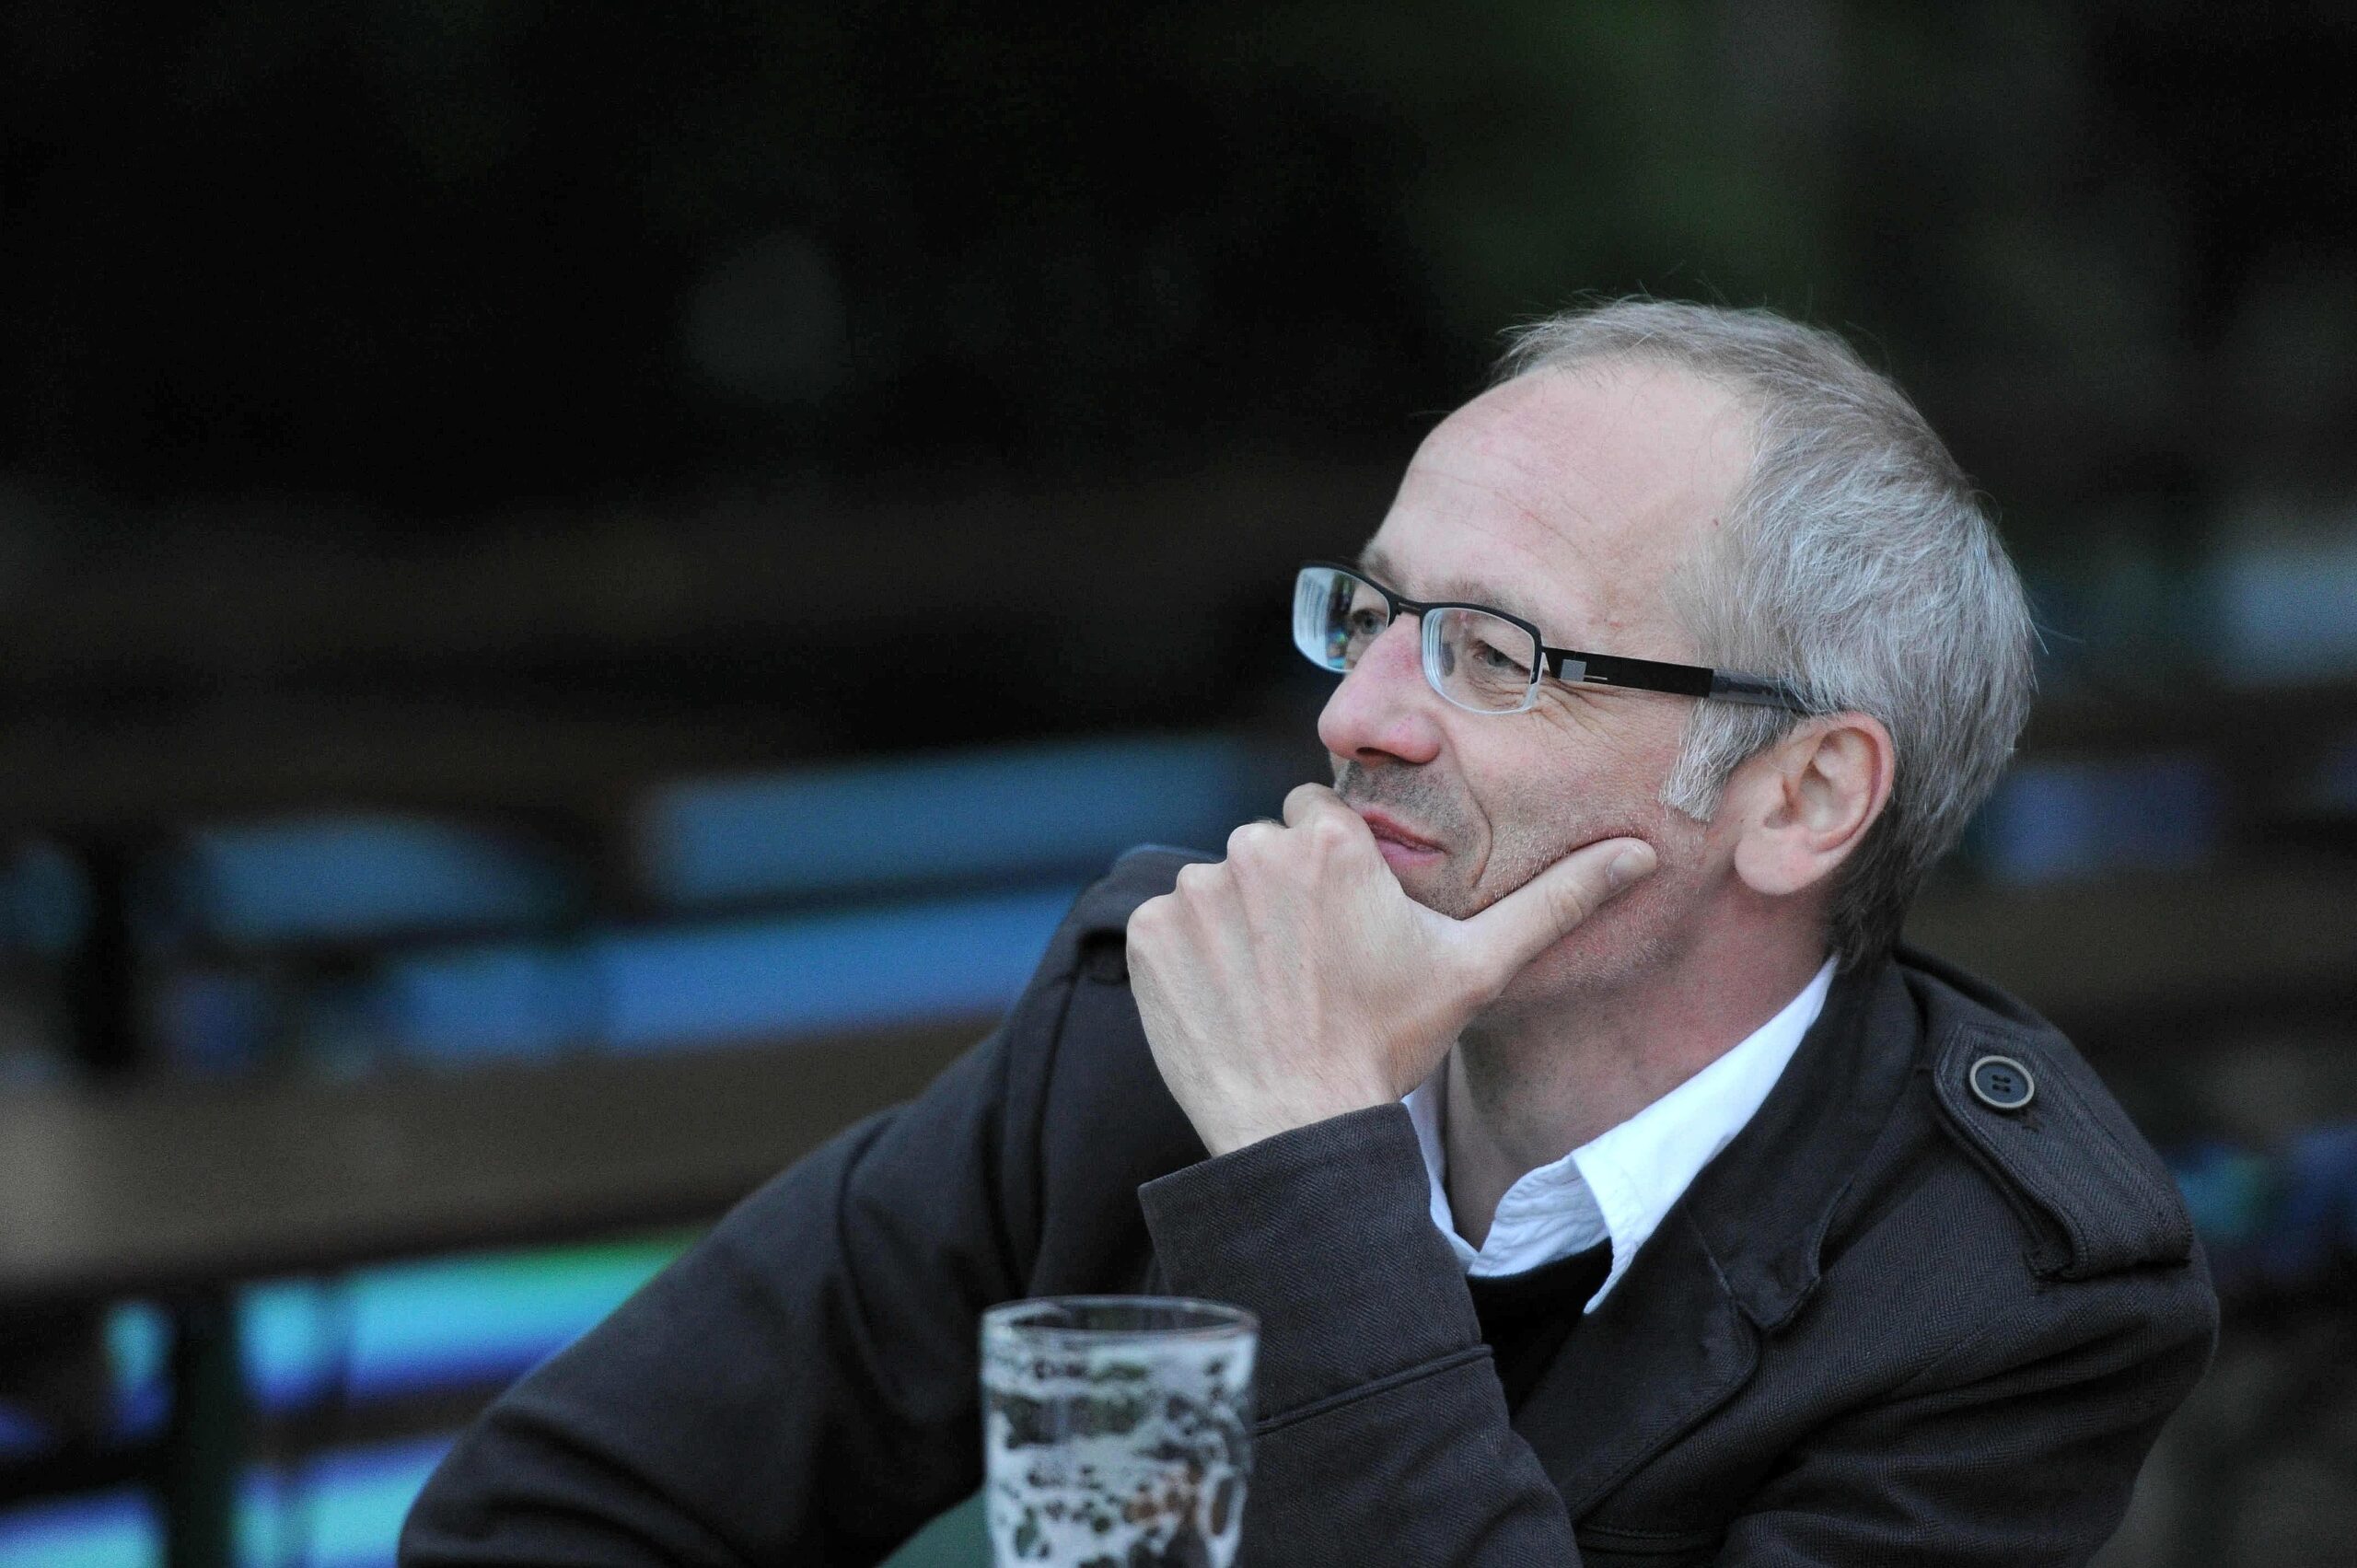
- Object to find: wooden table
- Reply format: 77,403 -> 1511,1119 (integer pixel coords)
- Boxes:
0,1019 -> 983,1305
0,1019 -> 986,1568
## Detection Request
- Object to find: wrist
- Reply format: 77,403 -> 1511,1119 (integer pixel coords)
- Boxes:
1195,1080 -> 1394,1157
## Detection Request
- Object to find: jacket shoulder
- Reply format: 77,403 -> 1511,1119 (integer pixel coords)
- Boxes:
1065,844 -> 1213,937
1026,843 -> 1215,986
1897,946 -> 2195,1282
1014,846 -> 1216,1286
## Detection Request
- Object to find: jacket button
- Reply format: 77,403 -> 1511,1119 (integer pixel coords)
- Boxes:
1968,1053 -> 2036,1112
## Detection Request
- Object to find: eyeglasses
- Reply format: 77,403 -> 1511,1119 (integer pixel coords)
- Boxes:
1292,561 -> 1810,715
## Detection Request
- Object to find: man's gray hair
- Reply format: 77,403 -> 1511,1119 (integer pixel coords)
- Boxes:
1497,300 -> 2036,968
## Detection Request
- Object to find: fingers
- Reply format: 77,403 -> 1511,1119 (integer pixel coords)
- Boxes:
1459,836 -> 1656,979
1276,782 -> 1380,856
1281,782 -> 1346,830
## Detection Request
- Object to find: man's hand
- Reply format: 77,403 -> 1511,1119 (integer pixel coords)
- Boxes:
1124,783 -> 1658,1156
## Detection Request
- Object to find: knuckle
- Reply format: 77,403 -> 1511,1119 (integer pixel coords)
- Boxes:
1282,781 -> 1334,824
1307,812 -> 1353,851
1225,820 -> 1275,860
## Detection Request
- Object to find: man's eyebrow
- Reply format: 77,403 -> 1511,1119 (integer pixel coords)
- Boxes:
1358,549 -> 1553,633
1431,575 -> 1550,628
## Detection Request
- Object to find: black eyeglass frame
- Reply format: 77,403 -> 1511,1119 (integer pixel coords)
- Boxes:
1299,560 -> 1811,714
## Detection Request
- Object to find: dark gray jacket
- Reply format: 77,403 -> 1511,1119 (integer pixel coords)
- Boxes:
401,847 -> 2217,1566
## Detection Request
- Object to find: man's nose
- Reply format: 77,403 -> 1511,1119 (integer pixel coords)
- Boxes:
1316,616 -> 1446,766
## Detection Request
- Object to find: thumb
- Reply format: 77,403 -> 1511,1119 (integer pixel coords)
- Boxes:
1457,837 -> 1657,979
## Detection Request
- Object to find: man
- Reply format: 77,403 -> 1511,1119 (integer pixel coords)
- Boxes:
402,302 -> 2215,1565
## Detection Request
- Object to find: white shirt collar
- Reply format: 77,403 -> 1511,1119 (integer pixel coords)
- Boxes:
1403,957 -> 1835,1311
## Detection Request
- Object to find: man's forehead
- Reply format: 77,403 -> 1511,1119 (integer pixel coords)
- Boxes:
1360,362 -> 1755,646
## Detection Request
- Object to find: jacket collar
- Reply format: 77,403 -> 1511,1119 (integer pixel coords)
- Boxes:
1678,953 -> 1922,1328
1513,953 -> 1924,1513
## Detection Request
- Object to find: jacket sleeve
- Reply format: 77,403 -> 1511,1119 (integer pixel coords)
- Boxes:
1138,1104 -> 1591,1565
397,963 -> 1077,1567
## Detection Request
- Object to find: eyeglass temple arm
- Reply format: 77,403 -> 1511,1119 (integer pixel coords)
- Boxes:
1548,647 -> 1809,714
1707,671 -> 1812,712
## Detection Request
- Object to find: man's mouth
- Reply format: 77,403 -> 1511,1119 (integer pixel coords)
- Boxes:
1352,807 -> 1447,871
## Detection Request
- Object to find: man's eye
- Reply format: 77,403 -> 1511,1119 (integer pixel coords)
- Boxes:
1345,609 -> 1387,638
1474,638 -> 1529,676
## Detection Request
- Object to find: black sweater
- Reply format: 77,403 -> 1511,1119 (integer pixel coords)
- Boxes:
1466,1241 -> 1613,1414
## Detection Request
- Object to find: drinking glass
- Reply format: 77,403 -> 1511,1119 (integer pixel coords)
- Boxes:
980,1295 -> 1258,1567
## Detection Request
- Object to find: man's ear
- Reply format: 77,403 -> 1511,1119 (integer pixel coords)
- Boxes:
1725,713 -> 1896,899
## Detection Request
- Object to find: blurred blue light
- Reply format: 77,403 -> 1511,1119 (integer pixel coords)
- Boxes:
175,815 -> 574,946
591,886 -> 1081,1051
239,1434 -> 454,1568
0,1402 -> 50,1458
641,735 -> 1248,906
2257,1124 -> 2357,1287
2168,1141 -> 2277,1249
2215,533 -> 2357,685
238,1239 -> 686,1410
0,840 -> 92,956
105,1301 -> 170,1438
0,1488 -> 157,1568
368,885 -> 1077,1060
0,1434 -> 458,1568
376,944 -> 585,1063
1975,754 -> 2225,883
155,970 -> 273,1076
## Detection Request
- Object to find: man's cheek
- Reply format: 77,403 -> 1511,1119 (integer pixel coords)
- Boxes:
1457,834 -> 1574,923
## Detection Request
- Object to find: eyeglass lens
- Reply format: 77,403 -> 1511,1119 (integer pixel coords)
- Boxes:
1426,606 -> 1540,712
1291,566 -> 1389,670
1292,565 -> 1541,714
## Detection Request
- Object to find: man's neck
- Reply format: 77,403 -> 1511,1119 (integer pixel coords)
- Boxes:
1441,920 -> 1828,1251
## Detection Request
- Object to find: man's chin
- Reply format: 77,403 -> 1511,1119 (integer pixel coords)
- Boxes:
1380,857 -> 1486,923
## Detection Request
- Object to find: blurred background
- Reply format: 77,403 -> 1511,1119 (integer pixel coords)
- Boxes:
2,2 -> 2353,1564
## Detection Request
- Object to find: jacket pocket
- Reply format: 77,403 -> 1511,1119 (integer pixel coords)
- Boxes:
1573,1521 -> 1723,1565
